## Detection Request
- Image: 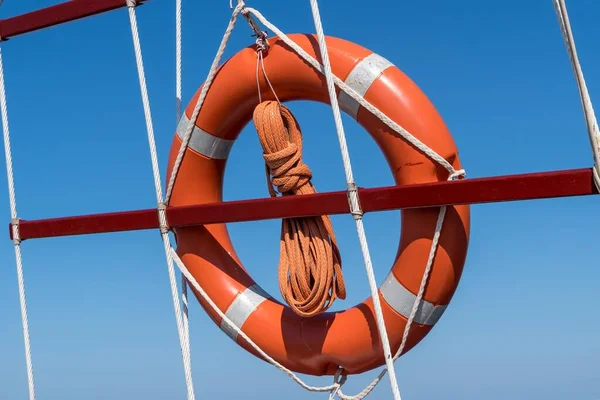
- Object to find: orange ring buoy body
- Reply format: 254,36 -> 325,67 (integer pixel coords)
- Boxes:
167,34 -> 470,376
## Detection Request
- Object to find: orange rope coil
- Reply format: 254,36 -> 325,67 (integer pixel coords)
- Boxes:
252,100 -> 346,317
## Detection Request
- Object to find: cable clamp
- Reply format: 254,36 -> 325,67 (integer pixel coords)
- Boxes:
11,217 -> 21,245
157,202 -> 170,234
346,182 -> 363,220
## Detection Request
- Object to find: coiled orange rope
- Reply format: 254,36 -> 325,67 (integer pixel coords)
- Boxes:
252,100 -> 346,317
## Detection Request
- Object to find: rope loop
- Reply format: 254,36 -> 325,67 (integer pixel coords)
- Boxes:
125,0 -> 136,8
329,368 -> 348,400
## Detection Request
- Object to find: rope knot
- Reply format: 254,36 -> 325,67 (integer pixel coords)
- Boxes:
254,32 -> 269,53
329,367 -> 347,400
263,141 -> 313,196
253,101 -> 346,317
255,102 -> 314,197
239,6 -> 270,53
448,168 -> 466,181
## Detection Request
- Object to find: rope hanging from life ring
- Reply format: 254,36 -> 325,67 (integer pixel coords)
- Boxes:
253,100 -> 347,317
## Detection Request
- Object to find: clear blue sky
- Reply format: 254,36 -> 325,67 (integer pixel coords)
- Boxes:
0,0 -> 598,399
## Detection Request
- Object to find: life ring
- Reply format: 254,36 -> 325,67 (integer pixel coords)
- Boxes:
166,34 -> 470,376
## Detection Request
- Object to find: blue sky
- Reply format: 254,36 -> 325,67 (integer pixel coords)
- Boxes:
0,0 -> 599,399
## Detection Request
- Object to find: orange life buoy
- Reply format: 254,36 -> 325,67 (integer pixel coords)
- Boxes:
166,34 -> 470,376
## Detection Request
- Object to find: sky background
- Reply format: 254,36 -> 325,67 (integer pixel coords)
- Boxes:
0,0 -> 599,399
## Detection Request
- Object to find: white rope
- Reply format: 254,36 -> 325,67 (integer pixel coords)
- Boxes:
164,1 -> 246,204
171,201 -> 457,400
169,247 -> 342,394
337,169 -> 464,400
176,0 -> 183,123
175,0 -> 191,359
243,7 -> 460,177
161,7 -> 336,394
125,2 -> 195,399
553,0 -> 600,190
244,5 -> 466,399
161,4 -> 345,395
161,2 -> 465,398
307,1 -> 401,399
0,42 -> 36,400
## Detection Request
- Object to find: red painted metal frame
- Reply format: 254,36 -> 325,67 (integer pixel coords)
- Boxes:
9,168 -> 597,241
0,0 -> 147,40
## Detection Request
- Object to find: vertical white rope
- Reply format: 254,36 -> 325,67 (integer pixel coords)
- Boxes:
0,43 -> 36,400
338,197 -> 460,400
126,2 -> 195,399
553,0 -> 600,190
175,0 -> 191,359
176,0 -> 183,123
169,247 -> 341,394
166,1 -> 246,357
307,1 -> 402,399
164,1 -> 245,204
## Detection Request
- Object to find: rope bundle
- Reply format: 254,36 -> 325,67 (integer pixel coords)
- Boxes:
252,100 -> 346,317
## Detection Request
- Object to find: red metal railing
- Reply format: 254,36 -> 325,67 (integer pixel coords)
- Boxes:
2,1 -> 598,242
10,168 -> 598,240
0,0 -> 147,39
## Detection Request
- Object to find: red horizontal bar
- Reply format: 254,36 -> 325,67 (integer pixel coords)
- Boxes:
9,168 -> 597,241
0,0 -> 147,40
